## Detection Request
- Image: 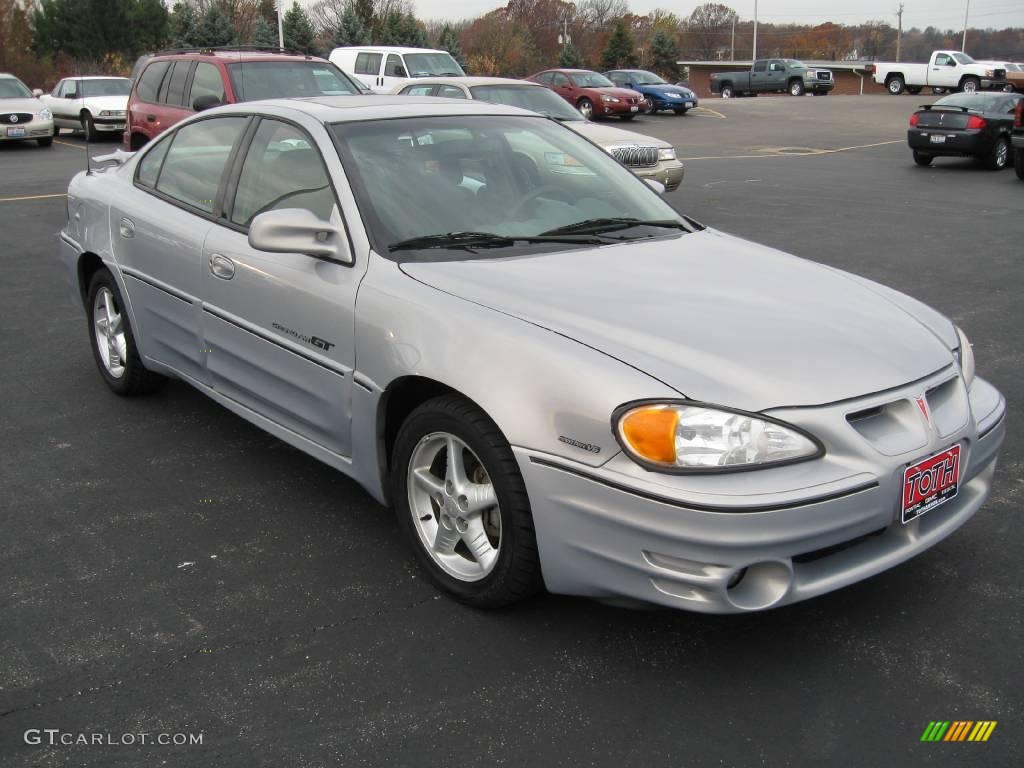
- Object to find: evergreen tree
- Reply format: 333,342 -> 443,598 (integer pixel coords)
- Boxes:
251,16 -> 277,48
168,1 -> 197,48
193,3 -> 235,47
353,0 -> 374,31
437,24 -> 463,67
282,1 -> 314,53
33,0 -> 169,59
599,21 -> 637,70
400,13 -> 427,48
558,40 -> 585,69
649,30 -> 680,80
333,3 -> 369,47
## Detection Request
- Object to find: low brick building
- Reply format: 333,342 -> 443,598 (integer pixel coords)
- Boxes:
678,61 -> 892,98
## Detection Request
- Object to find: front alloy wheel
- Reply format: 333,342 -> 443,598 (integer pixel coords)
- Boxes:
790,80 -> 805,96
577,97 -> 594,120
93,286 -> 127,379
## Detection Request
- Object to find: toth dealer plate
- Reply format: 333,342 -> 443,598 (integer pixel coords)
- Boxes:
901,444 -> 961,524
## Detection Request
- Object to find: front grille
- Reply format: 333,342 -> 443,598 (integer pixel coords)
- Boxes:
816,71 -> 832,81
0,113 -> 33,125
610,145 -> 659,168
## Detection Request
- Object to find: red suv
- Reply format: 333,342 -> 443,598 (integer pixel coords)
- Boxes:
527,69 -> 646,121
125,47 -> 362,150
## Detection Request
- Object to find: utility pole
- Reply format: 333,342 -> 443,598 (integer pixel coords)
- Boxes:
753,0 -> 758,61
961,0 -> 970,52
896,3 -> 904,62
731,13 -> 736,61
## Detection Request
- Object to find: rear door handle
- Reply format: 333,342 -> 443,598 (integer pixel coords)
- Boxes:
119,218 -> 135,238
209,253 -> 235,280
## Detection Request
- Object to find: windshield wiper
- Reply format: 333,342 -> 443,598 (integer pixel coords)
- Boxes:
540,218 -> 691,237
389,231 -> 603,252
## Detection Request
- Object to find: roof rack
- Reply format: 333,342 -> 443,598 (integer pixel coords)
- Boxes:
147,45 -> 312,58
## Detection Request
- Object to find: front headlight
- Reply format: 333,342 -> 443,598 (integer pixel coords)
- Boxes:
614,401 -> 821,472
658,147 -> 676,161
955,326 -> 975,388
665,92 -> 681,99
601,95 -> 620,103
38,108 -> 52,120
984,69 -> 994,77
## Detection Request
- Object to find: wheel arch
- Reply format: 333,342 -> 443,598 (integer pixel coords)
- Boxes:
885,72 -> 905,83
76,250 -> 106,308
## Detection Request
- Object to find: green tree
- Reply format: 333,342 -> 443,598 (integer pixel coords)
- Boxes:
558,40 -> 585,68
649,29 -> 680,80
168,1 -> 197,48
332,2 -> 369,47
33,0 -> 169,59
193,3 -> 235,47
282,1 -> 314,53
400,13 -> 427,48
251,16 -> 277,47
437,23 -> 464,67
599,20 -> 637,70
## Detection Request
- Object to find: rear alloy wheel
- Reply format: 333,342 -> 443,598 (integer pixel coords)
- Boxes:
577,97 -> 594,120
961,77 -> 980,94
392,395 -> 543,607
887,76 -> 905,95
789,80 -> 805,96
912,150 -> 934,167
984,136 -> 1010,170
1015,148 -> 1024,180
720,84 -> 734,99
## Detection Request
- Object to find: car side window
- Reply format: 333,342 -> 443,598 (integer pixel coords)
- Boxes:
230,119 -> 337,228
189,62 -> 224,110
402,85 -> 435,96
355,52 -> 382,76
53,80 -> 66,97
437,85 -> 466,99
934,54 -> 951,66
769,61 -> 785,72
753,61 -> 767,72
136,134 -> 172,188
64,79 -> 80,98
164,61 -> 191,106
535,72 -> 553,85
552,73 -> 570,87
386,53 -> 406,78
137,61 -> 170,103
155,117 -> 247,214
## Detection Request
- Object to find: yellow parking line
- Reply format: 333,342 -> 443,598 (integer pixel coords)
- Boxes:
681,140 -> 902,160
54,139 -> 84,150
0,192 -> 66,202
691,106 -> 726,119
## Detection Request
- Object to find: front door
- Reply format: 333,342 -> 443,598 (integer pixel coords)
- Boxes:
200,117 -> 363,457
930,53 -> 960,88
767,60 -> 788,90
379,53 -> 408,92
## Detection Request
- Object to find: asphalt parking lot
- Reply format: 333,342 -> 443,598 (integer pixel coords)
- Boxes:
1,95 -> 1021,767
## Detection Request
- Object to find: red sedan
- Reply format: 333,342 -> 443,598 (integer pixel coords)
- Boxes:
527,69 -> 646,121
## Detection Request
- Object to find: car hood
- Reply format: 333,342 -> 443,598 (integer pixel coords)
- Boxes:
84,95 -> 129,111
635,84 -> 693,96
0,97 -> 43,113
591,86 -> 644,99
400,229 -> 957,411
566,120 -> 670,149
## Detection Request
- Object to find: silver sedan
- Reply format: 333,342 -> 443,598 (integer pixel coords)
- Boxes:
59,97 -> 1006,612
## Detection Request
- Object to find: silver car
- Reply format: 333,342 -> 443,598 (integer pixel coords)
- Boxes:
60,97 -> 1006,613
0,72 -> 54,147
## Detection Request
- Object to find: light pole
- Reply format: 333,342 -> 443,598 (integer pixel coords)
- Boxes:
896,3 -> 903,62
961,0 -> 970,52
277,1 -> 285,49
731,13 -> 736,61
753,0 -> 758,61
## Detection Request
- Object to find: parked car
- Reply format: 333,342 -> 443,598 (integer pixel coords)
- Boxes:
125,47 -> 361,149
528,69 -> 646,120
709,59 -> 834,98
1012,97 -> 1024,180
908,91 -> 1023,169
976,61 -> 1024,92
329,46 -> 464,93
0,72 -> 53,147
869,51 -> 1006,95
393,76 -> 683,190
60,96 -> 1005,613
603,69 -> 698,114
40,76 -> 130,141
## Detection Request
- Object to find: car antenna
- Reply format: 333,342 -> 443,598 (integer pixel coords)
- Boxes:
82,62 -> 93,176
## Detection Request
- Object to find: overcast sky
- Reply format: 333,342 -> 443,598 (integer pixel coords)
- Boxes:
403,0 -> 1024,28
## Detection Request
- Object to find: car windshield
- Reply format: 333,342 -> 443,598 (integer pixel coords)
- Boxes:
785,59 -> 806,68
628,72 -> 667,85
81,78 -> 131,97
330,115 -> 689,261
1006,63 -> 1022,72
572,72 -> 614,87
227,61 -> 359,100
469,85 -> 583,121
935,93 -> 1004,111
404,52 -> 464,78
0,78 -> 32,98
953,53 -> 975,65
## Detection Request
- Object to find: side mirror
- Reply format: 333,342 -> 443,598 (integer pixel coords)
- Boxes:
64,93 -> 76,99
644,179 -> 666,195
192,94 -> 221,111
248,208 -> 351,264
32,88 -> 43,97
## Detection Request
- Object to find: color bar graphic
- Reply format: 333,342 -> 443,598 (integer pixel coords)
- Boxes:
920,721 -> 996,742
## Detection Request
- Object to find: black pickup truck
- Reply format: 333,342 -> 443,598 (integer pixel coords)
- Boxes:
709,59 -> 835,98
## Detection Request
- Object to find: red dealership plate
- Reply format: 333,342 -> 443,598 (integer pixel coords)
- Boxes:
901,444 -> 961,524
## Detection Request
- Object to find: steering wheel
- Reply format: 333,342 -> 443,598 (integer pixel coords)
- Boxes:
507,185 -> 572,219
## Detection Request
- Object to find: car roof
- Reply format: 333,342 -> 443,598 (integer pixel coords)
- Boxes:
212,95 -> 538,123
403,77 -> 540,88
330,46 -> 449,55
60,75 -> 131,80
149,51 -> 327,63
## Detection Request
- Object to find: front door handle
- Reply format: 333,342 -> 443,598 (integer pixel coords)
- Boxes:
119,217 -> 135,238
209,253 -> 235,280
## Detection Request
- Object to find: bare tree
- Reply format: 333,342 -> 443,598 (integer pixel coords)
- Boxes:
685,3 -> 736,60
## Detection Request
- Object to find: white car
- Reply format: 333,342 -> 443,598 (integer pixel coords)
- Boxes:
0,73 -> 53,147
40,76 -> 131,141
329,46 -> 464,93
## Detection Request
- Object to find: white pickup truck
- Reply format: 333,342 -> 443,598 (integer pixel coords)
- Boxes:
868,51 -> 1007,95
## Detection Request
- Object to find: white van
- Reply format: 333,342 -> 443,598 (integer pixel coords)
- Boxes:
328,46 -> 465,93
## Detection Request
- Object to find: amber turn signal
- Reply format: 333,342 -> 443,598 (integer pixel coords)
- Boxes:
619,406 -> 678,464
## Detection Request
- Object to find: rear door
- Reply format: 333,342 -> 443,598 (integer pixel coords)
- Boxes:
200,117 -> 364,457
110,115 -> 249,382
150,59 -> 196,136
130,60 -> 170,142
750,60 -> 767,91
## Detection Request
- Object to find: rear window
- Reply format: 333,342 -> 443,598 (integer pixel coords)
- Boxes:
935,93 -> 1005,111
226,61 -> 359,101
163,61 -> 191,106
135,61 -> 169,103
155,117 -> 247,213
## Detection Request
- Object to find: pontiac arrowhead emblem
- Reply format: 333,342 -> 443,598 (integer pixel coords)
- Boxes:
915,395 -> 931,426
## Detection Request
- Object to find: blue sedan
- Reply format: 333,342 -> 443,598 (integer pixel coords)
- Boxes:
604,69 -> 699,114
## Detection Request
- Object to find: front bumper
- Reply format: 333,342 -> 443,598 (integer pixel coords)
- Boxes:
807,79 -> 835,93
632,160 -> 685,191
600,100 -> 645,117
93,116 -> 126,132
0,117 -> 54,141
516,372 -> 1005,613
652,95 -> 698,110
908,128 -> 985,156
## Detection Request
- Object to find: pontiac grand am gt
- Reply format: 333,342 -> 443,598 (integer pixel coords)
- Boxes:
58,96 -> 1005,612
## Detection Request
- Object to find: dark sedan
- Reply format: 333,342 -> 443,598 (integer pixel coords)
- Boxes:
603,69 -> 699,114
908,92 -> 1023,169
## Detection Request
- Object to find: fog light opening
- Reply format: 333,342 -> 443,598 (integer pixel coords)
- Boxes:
725,560 -> 793,611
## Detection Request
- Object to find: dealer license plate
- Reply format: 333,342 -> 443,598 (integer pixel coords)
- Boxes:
6,127 -> 26,138
630,105 -> 639,112
901,444 -> 961,524
929,134 -> 946,144
684,101 -> 693,108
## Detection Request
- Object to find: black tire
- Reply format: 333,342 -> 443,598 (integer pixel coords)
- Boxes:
983,136 -> 1010,170
86,269 -> 165,396
620,113 -> 635,121
887,76 -> 905,95
789,79 -> 805,96
912,150 -> 933,167
673,108 -> 688,115
81,112 -> 97,142
1015,148 -> 1024,181
720,84 -> 734,99
906,86 -> 922,95
576,97 -> 594,120
37,136 -> 53,147
960,76 -> 980,94
391,394 -> 543,607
